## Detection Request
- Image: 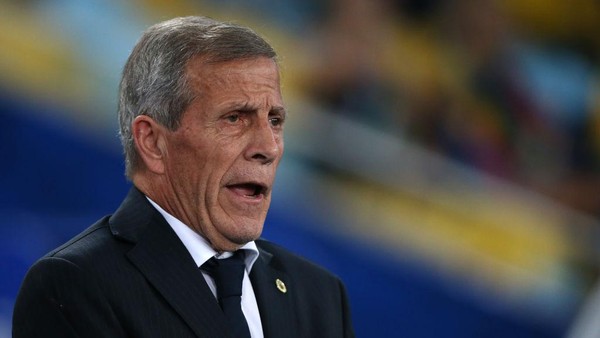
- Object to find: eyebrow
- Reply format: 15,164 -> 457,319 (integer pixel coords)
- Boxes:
270,106 -> 287,117
231,103 -> 287,117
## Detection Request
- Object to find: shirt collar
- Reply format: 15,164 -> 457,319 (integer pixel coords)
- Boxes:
146,196 -> 259,272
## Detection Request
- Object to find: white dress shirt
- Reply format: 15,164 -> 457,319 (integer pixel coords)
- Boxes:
147,197 -> 264,338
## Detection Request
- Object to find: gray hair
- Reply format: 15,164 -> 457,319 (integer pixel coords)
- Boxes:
118,16 -> 277,178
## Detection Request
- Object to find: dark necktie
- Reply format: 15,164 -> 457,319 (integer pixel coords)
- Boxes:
202,251 -> 251,338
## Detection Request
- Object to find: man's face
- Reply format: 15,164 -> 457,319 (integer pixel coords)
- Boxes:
161,57 -> 285,251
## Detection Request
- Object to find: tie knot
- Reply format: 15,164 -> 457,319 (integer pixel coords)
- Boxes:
202,251 -> 246,300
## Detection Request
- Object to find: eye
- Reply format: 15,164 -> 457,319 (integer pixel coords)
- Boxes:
269,116 -> 284,127
226,114 -> 240,123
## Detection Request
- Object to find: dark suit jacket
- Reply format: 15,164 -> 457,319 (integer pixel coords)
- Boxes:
13,188 -> 354,337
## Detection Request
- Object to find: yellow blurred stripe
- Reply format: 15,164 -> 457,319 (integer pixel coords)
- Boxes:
0,3 -> 93,107
325,175 -> 574,295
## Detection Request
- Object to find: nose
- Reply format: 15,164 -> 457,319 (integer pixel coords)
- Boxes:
245,120 -> 281,164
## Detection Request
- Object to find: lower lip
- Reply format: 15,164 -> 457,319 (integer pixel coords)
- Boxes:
225,187 -> 265,205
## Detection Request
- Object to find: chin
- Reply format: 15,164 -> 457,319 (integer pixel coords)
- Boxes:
230,221 -> 264,244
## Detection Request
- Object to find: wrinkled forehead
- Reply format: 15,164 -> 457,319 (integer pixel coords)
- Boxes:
186,56 -> 281,93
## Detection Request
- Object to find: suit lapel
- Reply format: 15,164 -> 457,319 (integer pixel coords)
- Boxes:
250,246 -> 298,338
110,188 -> 232,338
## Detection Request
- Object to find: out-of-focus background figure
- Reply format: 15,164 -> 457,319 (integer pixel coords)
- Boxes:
1,0 -> 599,337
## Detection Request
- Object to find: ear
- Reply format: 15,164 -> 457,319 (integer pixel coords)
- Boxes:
132,115 -> 167,175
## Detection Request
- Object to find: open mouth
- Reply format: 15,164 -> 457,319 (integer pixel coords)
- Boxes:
226,182 -> 267,198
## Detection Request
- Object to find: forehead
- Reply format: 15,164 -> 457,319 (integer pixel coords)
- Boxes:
186,57 -> 281,96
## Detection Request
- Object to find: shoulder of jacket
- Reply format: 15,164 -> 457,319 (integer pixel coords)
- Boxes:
46,215 -> 114,261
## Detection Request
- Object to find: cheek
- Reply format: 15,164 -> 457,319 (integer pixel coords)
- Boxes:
173,132 -> 213,164
274,139 -> 285,165
165,139 -> 212,183
203,146 -> 240,192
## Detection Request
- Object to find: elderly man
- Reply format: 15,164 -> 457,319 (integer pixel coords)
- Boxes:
13,16 -> 354,338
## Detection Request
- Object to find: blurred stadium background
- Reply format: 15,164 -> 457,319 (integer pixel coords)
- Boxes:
2,0 -> 600,337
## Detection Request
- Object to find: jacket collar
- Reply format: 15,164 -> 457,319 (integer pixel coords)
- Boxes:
109,187 -> 234,337
108,186 -> 156,243
251,242 -> 298,337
